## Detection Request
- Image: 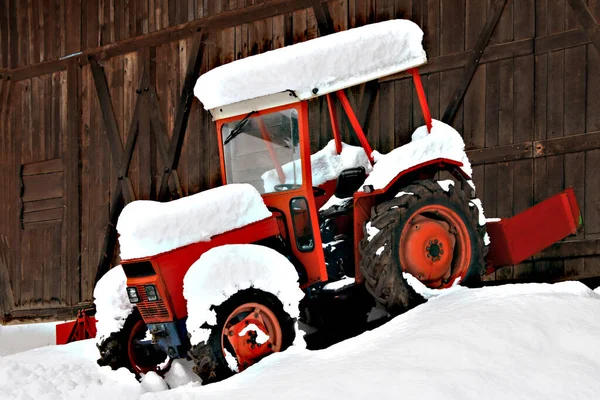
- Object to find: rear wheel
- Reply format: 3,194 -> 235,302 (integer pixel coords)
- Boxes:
97,308 -> 170,376
189,288 -> 296,385
359,179 -> 487,315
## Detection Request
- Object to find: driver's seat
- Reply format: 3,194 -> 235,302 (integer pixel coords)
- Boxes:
318,167 -> 366,221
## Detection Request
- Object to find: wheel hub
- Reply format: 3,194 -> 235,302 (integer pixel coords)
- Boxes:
222,303 -> 282,372
400,215 -> 456,287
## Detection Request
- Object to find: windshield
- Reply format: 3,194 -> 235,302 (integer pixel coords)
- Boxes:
221,109 -> 302,194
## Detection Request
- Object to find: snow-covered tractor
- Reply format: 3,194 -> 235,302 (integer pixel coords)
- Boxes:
95,20 -> 582,383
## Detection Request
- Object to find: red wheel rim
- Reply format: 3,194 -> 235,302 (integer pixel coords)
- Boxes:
221,302 -> 283,372
127,319 -> 168,375
399,204 -> 471,289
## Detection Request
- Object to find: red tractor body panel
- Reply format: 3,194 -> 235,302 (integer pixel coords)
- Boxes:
124,216 -> 280,323
485,188 -> 581,268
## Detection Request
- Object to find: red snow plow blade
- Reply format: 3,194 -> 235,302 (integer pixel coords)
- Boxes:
55,309 -> 97,345
485,188 -> 581,269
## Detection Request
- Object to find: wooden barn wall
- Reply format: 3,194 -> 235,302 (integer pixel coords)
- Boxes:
0,0 -> 599,319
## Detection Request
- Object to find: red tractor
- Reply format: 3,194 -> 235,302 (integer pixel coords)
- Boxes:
95,20 -> 581,383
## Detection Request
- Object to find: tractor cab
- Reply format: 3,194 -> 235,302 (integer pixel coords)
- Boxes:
200,19 -> 431,289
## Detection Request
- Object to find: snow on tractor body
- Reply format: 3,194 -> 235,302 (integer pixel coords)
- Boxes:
91,20 -> 582,383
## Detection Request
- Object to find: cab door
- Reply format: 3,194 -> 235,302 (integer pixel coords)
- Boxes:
217,101 -> 327,287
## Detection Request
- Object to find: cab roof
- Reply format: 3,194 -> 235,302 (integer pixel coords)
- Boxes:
194,19 -> 427,120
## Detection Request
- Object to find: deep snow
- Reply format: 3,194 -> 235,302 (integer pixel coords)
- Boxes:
116,184 -> 271,260
93,264 -> 133,343
194,20 -> 426,110
3,281 -> 600,399
183,244 -> 305,346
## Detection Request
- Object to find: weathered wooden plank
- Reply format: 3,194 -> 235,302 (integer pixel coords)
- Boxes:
22,208 -> 63,224
441,0 -> 508,124
0,236 -> 15,316
21,158 -> 63,176
310,0 -> 334,35
567,0 -> 600,55
564,152 -> 586,240
534,239 -> 600,260
10,0 -> 328,81
157,31 -> 206,200
90,59 -> 126,171
0,1 -> 8,69
535,131 -> 600,156
23,197 -> 63,213
21,172 -> 64,202
585,149 -> 600,235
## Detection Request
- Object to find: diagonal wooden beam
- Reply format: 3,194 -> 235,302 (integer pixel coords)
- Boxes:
94,68 -> 147,284
90,59 -> 126,172
567,0 -> 600,55
441,0 -> 508,124
147,89 -> 184,198
158,31 -> 206,200
311,0 -> 334,36
358,80 -> 379,132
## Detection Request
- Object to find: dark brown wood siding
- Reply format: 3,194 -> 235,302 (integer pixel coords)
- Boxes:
0,0 -> 599,320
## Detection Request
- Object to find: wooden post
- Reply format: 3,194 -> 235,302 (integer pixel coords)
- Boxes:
310,0 -> 334,36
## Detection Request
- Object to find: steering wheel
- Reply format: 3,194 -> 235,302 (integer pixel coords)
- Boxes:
274,183 -> 302,192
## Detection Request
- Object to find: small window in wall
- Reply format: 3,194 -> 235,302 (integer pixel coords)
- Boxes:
290,197 -> 314,252
20,158 -> 64,228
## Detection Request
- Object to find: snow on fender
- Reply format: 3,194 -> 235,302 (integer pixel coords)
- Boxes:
183,244 -> 305,346
93,265 -> 134,344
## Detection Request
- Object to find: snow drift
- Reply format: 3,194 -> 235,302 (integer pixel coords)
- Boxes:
3,281 -> 600,399
116,184 -> 271,260
363,119 -> 472,191
194,20 -> 427,110
183,244 -> 305,345
93,265 -> 134,343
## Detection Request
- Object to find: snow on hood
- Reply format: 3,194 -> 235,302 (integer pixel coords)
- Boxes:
116,184 -> 271,260
194,20 -> 427,110
4,281 -> 600,399
183,244 -> 305,346
361,119 -> 472,191
261,140 -> 372,193
93,265 -> 134,343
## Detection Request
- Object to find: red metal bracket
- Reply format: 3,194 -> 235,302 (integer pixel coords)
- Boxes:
335,90 -> 374,163
326,93 -> 343,154
485,187 -> 582,268
409,68 -> 433,133
56,309 -> 97,345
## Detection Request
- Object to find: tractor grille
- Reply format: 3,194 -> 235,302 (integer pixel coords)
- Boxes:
136,285 -> 170,320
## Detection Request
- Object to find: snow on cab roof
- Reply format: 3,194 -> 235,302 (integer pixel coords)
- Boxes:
194,19 -> 427,112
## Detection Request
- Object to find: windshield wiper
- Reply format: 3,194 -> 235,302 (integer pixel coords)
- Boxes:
223,111 -> 257,145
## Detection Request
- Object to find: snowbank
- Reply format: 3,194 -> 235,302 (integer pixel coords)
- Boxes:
194,20 -> 427,110
4,281 -> 600,399
362,119 -> 472,191
183,244 -> 305,346
0,340 -> 143,399
151,280 -> 600,399
262,140 -> 372,192
117,184 -> 271,260
93,265 -> 134,343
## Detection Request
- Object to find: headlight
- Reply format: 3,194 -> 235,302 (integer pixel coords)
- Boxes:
145,285 -> 159,301
126,287 -> 140,303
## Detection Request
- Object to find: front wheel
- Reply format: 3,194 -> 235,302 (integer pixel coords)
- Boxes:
189,288 -> 296,385
97,308 -> 170,376
359,179 -> 488,315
